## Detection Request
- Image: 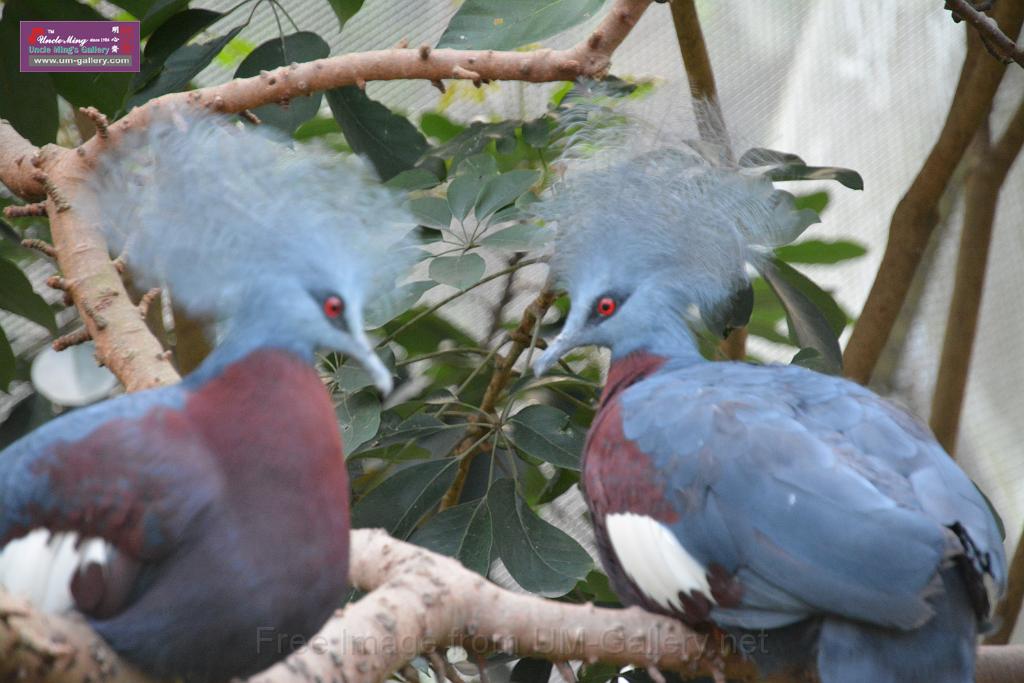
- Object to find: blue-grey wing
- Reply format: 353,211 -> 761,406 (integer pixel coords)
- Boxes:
0,384 -> 218,559
619,362 -> 1004,631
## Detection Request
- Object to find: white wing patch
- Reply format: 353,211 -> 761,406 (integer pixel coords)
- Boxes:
0,530 -> 109,613
605,512 -> 712,612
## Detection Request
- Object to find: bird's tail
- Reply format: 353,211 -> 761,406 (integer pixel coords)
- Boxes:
816,567 -> 977,683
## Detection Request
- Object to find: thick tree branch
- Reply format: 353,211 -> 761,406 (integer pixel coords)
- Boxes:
988,529 -> 1024,644
4,532 -> 1023,683
947,0 -> 1024,67
0,120 -> 45,201
669,0 -> 745,361
842,2 -> 1024,384
669,0 -> 732,154
930,96 -> 1024,453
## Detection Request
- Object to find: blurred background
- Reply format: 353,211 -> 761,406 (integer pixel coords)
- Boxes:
2,0 -> 1022,646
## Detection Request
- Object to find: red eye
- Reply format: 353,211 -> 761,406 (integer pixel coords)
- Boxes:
596,296 -> 617,317
323,296 -> 345,319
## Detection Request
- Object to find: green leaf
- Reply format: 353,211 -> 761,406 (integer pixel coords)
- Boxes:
384,309 -> 477,355
434,121 -> 518,170
480,224 -> 552,251
488,479 -> 592,595
506,405 -> 584,470
410,499 -> 492,575
0,324 -> 15,391
106,0 -> 155,18
475,170 -> 541,220
577,569 -> 620,603
140,0 -> 189,37
326,86 -> 429,181
326,0 -> 365,31
522,116 -> 553,148
292,115 -> 341,140
738,147 -> 804,167
234,32 -> 330,134
561,75 -> 641,103
791,347 -> 831,373
420,112 -> 466,142
739,148 -> 863,190
336,389 -> 382,455
135,9 -> 223,91
364,280 -> 436,328
430,253 -> 486,290
758,259 -> 843,375
0,257 -> 56,332
409,197 -> 453,230
459,153 -> 499,177
775,239 -> 868,265
0,2 -> 58,145
331,346 -> 395,393
386,168 -> 442,192
438,0 -> 607,50
351,459 -> 460,538
446,174 -> 486,222
767,164 -> 864,191
127,25 -> 245,109
793,191 -> 829,214
376,414 -> 450,444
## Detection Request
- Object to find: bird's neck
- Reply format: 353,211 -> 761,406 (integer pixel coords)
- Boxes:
600,352 -> 668,406
185,326 -> 316,387
610,314 -> 705,367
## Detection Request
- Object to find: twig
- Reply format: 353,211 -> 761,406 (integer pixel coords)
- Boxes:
239,109 -> 262,125
79,106 -> 109,139
486,254 -> 524,342
20,238 -> 56,259
137,288 -> 162,320
946,0 -> 1024,67
930,96 -> 1024,453
843,1 -> 1024,384
439,289 -> 557,509
52,328 -> 92,351
4,202 -> 47,218
380,258 -> 542,346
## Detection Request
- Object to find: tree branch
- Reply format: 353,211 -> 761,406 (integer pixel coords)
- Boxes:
669,0 -> 732,154
1,531 -> 747,683
946,0 -> 1024,67
0,121 -> 45,201
4,531 -> 1024,683
930,95 -> 1024,453
842,1 -> 1024,384
669,0 -> 745,361
439,288 -> 557,510
988,530 -> 1024,644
